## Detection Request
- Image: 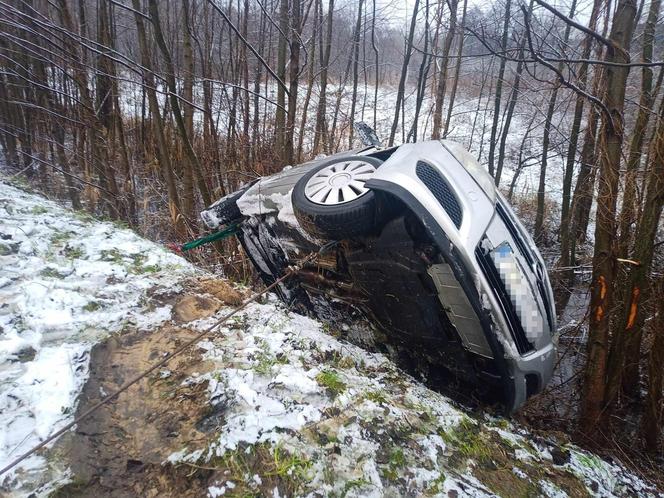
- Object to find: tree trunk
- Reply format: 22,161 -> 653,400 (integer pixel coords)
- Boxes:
407,0 -> 432,143
535,1 -> 577,243
641,275 -> 664,453
181,0 -> 196,223
495,0 -> 533,187
604,0 -> 662,410
431,0 -> 458,140
555,0 -> 603,314
95,0 -> 122,219
275,0 -> 289,161
611,91 -> 664,404
442,0 -> 468,139
313,0 -> 334,154
388,0 -> 420,146
132,0 -> 186,238
296,0 -> 319,161
580,0 -> 638,437
486,0 -> 512,178
615,0 -> 661,261
149,0 -> 211,209
371,0 -> 379,131
285,0 -> 301,164
348,0 -> 365,148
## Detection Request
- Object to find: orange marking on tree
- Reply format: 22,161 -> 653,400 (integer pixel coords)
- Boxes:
593,275 -> 608,322
598,275 -> 607,300
626,286 -> 640,330
595,305 -> 604,322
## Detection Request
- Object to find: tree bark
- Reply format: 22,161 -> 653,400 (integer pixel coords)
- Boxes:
431,0 -> 458,140
610,90 -> 664,405
313,0 -> 334,154
604,0 -> 662,410
388,0 -> 420,146
580,0 -> 638,437
487,0 -> 512,179
348,0 -> 365,148
615,0 -> 661,261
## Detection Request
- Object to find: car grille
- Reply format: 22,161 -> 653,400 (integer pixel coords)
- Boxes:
416,161 -> 463,228
496,203 -> 554,332
476,243 -> 534,355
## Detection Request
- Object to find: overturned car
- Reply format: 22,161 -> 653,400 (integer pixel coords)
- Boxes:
201,140 -> 557,413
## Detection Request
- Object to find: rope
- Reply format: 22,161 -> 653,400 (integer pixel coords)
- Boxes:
181,223 -> 241,252
0,250 -> 322,478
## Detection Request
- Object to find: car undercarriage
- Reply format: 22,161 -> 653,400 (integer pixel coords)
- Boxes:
237,205 -> 507,409
202,139 -> 556,413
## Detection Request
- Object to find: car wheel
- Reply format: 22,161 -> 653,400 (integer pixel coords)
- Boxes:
291,155 -> 384,239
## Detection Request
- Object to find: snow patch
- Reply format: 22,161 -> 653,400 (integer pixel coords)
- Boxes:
0,179 -> 196,494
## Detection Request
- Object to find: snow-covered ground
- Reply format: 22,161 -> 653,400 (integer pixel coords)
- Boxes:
0,178 -> 196,493
175,298 -> 658,497
0,179 -> 658,497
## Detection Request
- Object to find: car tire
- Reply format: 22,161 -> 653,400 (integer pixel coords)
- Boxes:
291,155 -> 384,240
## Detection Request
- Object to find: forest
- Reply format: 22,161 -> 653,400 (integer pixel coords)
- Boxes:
0,0 -> 663,480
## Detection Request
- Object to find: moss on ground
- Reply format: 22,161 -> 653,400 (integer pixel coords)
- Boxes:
182,443 -> 312,497
316,370 -> 346,396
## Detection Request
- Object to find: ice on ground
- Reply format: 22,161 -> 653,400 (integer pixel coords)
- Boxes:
0,179 -> 196,494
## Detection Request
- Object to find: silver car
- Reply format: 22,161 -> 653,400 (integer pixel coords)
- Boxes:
201,140 -> 557,412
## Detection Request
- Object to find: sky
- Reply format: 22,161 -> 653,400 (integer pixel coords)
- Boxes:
371,0 -> 597,28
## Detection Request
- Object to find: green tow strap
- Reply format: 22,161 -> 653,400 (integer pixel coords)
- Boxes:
181,223 -> 240,251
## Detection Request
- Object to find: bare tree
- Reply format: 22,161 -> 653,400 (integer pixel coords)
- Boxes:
487,0 -> 512,179
534,0 -> 577,242
431,0 -> 458,140
313,0 -> 334,154
580,0 -> 638,436
348,0 -> 365,148
388,0 -> 420,147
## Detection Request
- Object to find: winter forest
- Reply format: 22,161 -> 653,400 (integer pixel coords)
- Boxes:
0,0 -> 663,484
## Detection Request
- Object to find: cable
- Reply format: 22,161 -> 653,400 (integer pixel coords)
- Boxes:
0,250 -> 322,478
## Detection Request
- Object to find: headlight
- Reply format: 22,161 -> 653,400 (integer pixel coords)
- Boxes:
441,140 -> 496,203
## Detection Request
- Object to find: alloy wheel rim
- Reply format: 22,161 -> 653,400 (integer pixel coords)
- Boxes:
304,160 -> 376,205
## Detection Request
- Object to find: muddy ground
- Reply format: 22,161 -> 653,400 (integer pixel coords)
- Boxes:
52,278 -> 243,497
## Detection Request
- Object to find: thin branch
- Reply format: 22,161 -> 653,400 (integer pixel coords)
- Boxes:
200,78 -> 288,112
521,4 -> 615,132
205,0 -> 290,96
532,0 -> 614,48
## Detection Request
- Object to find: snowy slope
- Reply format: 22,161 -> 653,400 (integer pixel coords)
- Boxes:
0,179 -> 659,497
0,179 -> 196,493
175,299 -> 658,498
